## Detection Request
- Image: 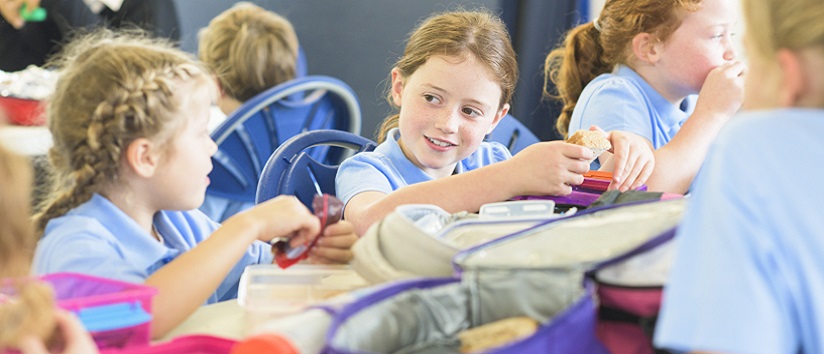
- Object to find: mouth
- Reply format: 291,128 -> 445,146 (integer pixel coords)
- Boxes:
426,135 -> 456,148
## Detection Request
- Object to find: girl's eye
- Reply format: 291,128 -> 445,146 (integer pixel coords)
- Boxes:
462,107 -> 481,117
423,94 -> 440,104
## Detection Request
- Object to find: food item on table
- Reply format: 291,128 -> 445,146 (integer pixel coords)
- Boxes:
457,316 -> 539,353
566,130 -> 611,161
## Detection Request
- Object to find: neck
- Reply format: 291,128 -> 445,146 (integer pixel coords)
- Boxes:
98,187 -> 157,238
629,63 -> 690,105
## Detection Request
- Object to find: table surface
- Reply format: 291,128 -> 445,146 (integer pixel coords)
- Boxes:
159,300 -> 245,341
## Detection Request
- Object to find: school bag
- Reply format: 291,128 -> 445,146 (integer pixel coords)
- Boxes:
325,198 -> 685,354
351,200 -> 566,284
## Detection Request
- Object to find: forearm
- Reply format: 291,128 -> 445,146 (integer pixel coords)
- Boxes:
145,214 -> 261,338
645,110 -> 728,194
349,162 -> 515,235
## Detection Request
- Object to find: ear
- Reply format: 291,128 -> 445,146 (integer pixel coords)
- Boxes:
124,138 -> 161,178
486,103 -> 510,135
631,32 -> 661,64
776,49 -> 805,107
390,67 -> 404,107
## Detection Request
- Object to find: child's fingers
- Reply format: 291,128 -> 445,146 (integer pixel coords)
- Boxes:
630,159 -> 655,191
617,158 -> 645,191
17,335 -> 49,354
317,232 -> 358,249
322,220 -> 354,236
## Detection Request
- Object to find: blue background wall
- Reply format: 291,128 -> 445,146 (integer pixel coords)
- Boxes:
173,0 -> 585,141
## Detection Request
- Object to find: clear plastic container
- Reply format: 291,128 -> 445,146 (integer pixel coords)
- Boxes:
237,264 -> 367,333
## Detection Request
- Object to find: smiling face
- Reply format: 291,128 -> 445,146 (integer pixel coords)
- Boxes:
150,79 -> 218,211
391,54 -> 508,179
654,0 -> 740,98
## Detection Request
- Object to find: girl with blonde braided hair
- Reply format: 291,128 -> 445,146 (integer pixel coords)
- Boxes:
32,30 -> 358,338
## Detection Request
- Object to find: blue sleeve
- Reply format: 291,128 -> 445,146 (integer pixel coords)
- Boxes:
572,78 -> 654,141
34,230 -> 148,284
335,153 -> 396,207
654,129 -> 795,353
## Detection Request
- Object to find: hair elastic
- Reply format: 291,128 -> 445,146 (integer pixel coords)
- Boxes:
593,18 -> 602,32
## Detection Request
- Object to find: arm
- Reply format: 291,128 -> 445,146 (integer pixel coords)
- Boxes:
344,142 -> 592,236
642,61 -> 746,194
144,196 -> 319,338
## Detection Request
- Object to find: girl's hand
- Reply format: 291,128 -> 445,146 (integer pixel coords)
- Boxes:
694,60 -> 747,121
507,141 -> 592,196
598,127 -> 655,191
307,220 -> 357,264
243,195 -> 320,245
18,310 -> 99,354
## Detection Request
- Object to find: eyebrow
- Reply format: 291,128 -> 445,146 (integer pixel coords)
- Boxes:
422,83 -> 492,110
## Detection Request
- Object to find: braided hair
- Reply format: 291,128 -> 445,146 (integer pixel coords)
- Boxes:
34,30 -> 211,235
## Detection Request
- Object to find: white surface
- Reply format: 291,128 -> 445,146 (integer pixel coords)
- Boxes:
0,106 -> 225,158
0,125 -> 52,156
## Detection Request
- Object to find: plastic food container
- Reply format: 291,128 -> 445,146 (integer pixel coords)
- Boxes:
41,273 -> 157,350
0,96 -> 44,126
238,264 -> 367,333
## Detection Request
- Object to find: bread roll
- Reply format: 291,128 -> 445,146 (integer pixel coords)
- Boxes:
458,316 -> 539,353
566,130 -> 611,161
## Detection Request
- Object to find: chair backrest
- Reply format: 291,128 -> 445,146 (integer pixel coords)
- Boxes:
207,75 -> 362,204
486,114 -> 540,155
256,129 -> 377,209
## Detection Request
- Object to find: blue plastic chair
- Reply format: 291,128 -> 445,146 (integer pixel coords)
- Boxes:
202,76 -> 362,221
256,130 -> 377,209
486,114 -> 540,155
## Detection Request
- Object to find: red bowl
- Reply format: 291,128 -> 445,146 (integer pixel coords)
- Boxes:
0,96 -> 45,126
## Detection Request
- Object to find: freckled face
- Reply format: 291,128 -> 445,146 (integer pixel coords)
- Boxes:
391,54 -> 507,178
656,0 -> 740,98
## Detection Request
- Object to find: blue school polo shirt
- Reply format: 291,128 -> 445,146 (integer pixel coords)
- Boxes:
568,65 -> 694,168
33,194 -> 273,303
335,128 -> 511,207
654,109 -> 824,353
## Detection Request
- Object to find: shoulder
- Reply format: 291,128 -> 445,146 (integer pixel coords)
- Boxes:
460,141 -> 511,172
475,141 -> 512,161
583,72 -> 646,101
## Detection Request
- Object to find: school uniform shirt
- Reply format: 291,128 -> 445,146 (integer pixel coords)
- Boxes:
33,193 -> 273,304
654,109 -> 824,354
335,128 -> 511,207
568,65 -> 695,169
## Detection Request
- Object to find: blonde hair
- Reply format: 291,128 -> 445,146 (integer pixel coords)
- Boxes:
0,144 -> 35,277
0,145 -> 57,349
376,10 -> 518,143
545,0 -> 701,137
198,2 -> 299,102
742,0 -> 824,63
34,30 -> 211,235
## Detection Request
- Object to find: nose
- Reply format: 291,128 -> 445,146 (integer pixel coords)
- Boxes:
434,110 -> 459,134
723,35 -> 737,61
